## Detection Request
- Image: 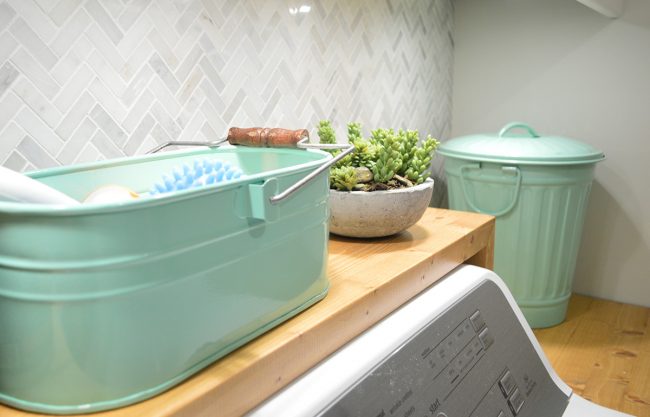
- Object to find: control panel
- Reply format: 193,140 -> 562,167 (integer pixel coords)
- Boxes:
319,280 -> 569,417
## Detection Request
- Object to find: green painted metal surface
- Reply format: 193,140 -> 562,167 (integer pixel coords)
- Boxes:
439,123 -> 604,328
0,146 -> 331,414
439,122 -> 605,166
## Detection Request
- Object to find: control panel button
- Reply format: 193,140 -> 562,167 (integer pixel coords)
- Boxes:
508,388 -> 525,415
470,310 -> 486,332
455,319 -> 473,340
478,327 -> 494,350
498,369 -> 516,397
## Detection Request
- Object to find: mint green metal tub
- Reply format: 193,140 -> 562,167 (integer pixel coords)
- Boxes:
0,146 -> 331,414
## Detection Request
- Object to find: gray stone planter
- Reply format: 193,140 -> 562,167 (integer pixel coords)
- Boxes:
328,178 -> 434,238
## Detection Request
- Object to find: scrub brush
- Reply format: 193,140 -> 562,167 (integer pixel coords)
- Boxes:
149,158 -> 244,196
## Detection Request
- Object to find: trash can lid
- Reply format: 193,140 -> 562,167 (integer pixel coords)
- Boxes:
438,122 -> 605,165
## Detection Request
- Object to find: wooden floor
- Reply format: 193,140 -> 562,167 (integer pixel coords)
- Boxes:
534,294 -> 650,417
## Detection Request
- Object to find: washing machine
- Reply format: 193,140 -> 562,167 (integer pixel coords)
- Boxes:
248,265 -> 631,417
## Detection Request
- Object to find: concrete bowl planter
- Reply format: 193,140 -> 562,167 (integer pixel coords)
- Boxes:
328,178 -> 434,238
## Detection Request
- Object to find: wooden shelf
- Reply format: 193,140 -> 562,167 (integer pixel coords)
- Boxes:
0,208 -> 494,417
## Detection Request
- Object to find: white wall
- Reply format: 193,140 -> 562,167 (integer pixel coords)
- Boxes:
452,0 -> 650,307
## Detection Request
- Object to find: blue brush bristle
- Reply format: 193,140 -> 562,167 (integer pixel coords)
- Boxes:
149,158 -> 244,196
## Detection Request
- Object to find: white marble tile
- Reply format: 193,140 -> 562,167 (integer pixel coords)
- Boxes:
57,117 -> 97,164
200,99 -> 226,135
53,64 -> 94,113
176,104 -> 204,142
124,112 -> 154,154
176,84 -> 204,129
174,42 -> 202,85
0,122 -> 25,162
117,12 -> 152,58
90,126 -> 124,158
149,100 -> 181,139
147,75 -> 181,116
198,55 -> 224,93
118,0 -> 152,32
88,77 -> 127,122
121,88 -> 154,133
198,77 -> 225,114
148,52 -> 179,93
50,8 -> 92,57
6,0 -> 56,42
72,34 -> 94,62
121,64 -> 154,107
55,90 -> 94,140
3,150 -> 27,171
85,23 -> 126,75
14,106 -> 63,154
175,65 -> 203,109
148,122 -> 172,145
10,47 -> 60,99
0,92 -> 21,129
73,141 -> 101,164
0,32 -> 18,65
147,2 -> 179,49
90,103 -> 127,146
0,2 -> 17,30
50,49 -> 83,86
0,62 -> 20,97
146,29 -> 178,69
48,0 -> 84,26
83,0 -> 123,44
9,18 -> 58,69
172,20 -> 201,61
12,77 -> 62,128
133,134 -> 157,156
121,38 -> 153,80
174,0 -> 202,37
16,135 -> 58,169
0,0 -> 453,173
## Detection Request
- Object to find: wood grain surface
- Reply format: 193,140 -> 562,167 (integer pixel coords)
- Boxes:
534,294 -> 650,417
0,208 -> 494,417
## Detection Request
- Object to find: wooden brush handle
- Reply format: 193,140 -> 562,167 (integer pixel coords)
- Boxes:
227,128 -> 309,148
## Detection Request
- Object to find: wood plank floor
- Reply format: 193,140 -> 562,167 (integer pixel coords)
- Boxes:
534,294 -> 650,417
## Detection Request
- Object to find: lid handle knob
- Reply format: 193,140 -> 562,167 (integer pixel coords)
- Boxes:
498,122 -> 540,138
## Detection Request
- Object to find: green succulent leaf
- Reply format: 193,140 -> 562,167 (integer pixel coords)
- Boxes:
405,135 -> 440,183
317,120 -> 336,145
347,122 -> 362,143
330,166 -> 358,191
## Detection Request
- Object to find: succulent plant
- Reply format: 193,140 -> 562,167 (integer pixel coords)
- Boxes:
318,120 -> 438,191
404,135 -> 440,184
397,129 -> 419,177
347,122 -> 363,142
330,166 -> 358,191
317,120 -> 336,145
371,129 -> 402,184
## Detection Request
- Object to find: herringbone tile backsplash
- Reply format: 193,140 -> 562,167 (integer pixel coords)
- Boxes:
0,0 -> 453,203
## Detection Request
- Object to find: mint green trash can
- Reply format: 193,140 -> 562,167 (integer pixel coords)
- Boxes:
439,122 -> 604,328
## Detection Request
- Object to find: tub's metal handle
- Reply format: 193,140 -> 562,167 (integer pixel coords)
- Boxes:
147,128 -> 310,154
147,138 -> 228,154
269,138 -> 354,204
146,133 -> 354,206
459,163 -> 521,217
234,139 -> 354,221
